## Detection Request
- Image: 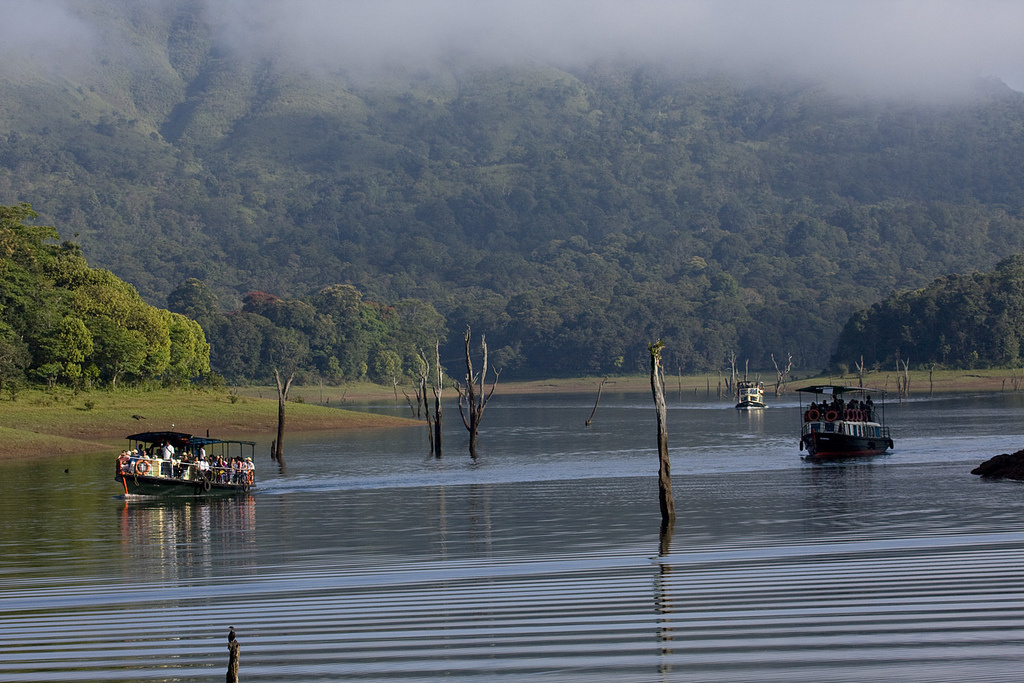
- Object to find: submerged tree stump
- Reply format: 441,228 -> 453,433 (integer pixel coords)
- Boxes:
649,341 -> 675,523
226,636 -> 240,683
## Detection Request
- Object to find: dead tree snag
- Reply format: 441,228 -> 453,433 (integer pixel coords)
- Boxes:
456,327 -> 499,459
650,341 -> 675,523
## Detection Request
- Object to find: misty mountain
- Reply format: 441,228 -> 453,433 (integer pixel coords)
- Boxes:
4,1 -> 1024,378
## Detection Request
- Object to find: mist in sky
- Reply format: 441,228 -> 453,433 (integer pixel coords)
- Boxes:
3,0 -> 1024,98
205,0 -> 1024,97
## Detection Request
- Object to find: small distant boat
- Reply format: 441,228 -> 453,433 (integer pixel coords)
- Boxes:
115,431 -> 257,497
735,380 -> 767,410
797,385 -> 894,459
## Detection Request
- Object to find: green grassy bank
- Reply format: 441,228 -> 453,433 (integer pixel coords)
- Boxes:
0,387 -> 419,461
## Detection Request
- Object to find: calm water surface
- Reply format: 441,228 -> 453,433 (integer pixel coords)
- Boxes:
2,391 -> 1024,681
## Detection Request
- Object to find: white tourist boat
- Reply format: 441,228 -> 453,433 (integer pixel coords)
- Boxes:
115,431 -> 257,497
735,380 -> 767,410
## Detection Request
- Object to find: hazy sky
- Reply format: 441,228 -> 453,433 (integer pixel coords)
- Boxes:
4,0 -> 1024,97
209,0 -> 1024,96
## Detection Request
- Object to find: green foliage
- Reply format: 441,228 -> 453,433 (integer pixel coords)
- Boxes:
0,204 -> 211,390
832,255 -> 1024,370
197,281 -> 440,384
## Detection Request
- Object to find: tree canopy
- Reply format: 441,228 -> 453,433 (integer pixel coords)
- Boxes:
0,204 -> 210,392
832,255 -> 1024,371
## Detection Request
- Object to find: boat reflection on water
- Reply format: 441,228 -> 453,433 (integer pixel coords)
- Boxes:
117,496 -> 257,578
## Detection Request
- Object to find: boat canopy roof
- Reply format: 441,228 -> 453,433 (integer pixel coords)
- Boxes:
126,431 -> 256,448
796,385 -> 884,396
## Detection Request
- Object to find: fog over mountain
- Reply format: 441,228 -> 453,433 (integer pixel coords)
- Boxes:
4,0 -> 1024,97
5,0 -> 1024,379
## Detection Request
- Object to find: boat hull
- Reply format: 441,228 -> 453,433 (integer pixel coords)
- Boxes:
735,401 -> 767,410
116,473 -> 252,497
801,430 -> 893,459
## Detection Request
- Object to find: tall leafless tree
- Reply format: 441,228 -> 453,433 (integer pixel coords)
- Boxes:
895,355 -> 911,402
455,327 -> 500,459
771,352 -> 793,396
726,350 -> 737,398
413,348 -> 437,456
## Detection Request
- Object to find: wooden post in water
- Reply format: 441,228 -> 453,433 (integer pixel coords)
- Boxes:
226,627 -> 240,683
649,341 -> 676,523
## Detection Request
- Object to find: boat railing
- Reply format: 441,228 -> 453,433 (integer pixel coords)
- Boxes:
803,420 -> 889,439
116,455 -> 254,485
803,407 -> 876,423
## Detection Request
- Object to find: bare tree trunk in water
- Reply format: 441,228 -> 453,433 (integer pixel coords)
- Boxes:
455,327 -> 500,459
432,341 -> 443,459
417,349 -> 435,456
226,637 -> 240,683
650,341 -> 675,523
585,377 -> 607,427
273,369 -> 293,474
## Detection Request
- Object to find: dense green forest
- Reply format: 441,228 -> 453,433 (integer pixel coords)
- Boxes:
0,203 -> 208,393
168,278 -> 445,385
0,203 -> 446,390
833,255 -> 1024,371
4,2 -> 1024,380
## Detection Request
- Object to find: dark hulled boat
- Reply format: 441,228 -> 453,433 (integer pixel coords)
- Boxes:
797,385 -> 893,459
115,431 -> 257,497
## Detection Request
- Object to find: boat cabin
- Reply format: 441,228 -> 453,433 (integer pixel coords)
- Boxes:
115,430 -> 258,496
796,385 -> 893,458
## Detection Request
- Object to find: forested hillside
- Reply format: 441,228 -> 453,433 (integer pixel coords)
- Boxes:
4,1 -> 1024,380
832,255 -> 1024,371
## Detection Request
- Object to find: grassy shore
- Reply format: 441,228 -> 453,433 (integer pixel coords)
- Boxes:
0,387 -> 419,461
2,368 -> 1019,461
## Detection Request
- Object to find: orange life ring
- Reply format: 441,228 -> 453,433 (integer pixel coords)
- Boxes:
825,410 -> 838,422
246,471 -> 254,485
855,409 -> 864,421
807,409 -> 820,421
135,459 -> 150,475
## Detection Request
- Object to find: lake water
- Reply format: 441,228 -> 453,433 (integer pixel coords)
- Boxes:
2,390 -> 1024,682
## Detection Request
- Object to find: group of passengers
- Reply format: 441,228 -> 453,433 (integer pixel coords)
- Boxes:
117,444 -> 255,485
805,395 -> 874,422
